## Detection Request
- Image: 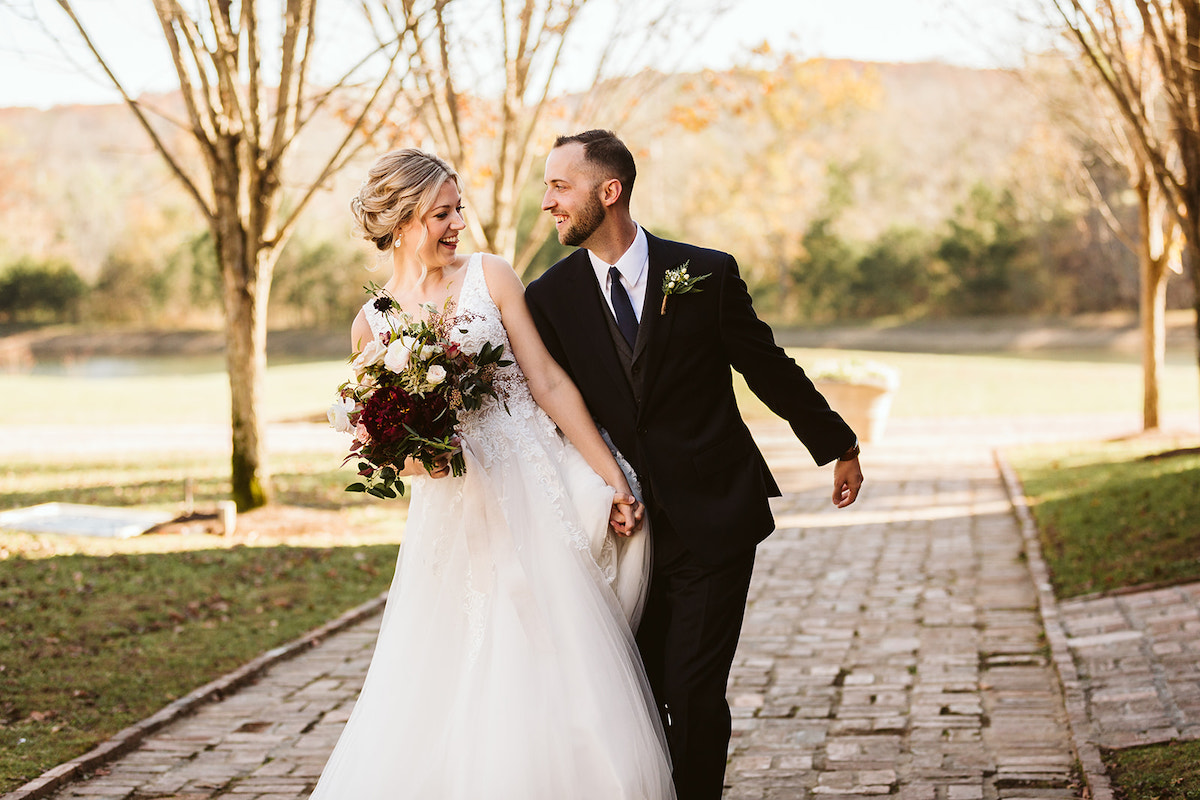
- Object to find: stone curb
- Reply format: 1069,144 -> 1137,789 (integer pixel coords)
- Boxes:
993,450 -> 1113,800
1,590 -> 389,800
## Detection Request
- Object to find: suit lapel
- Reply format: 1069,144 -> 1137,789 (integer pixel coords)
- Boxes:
635,234 -> 680,412
631,265 -> 657,363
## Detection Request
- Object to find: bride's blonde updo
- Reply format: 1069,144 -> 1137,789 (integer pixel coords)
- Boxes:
351,149 -> 460,251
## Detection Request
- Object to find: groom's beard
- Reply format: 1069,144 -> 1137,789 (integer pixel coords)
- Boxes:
559,193 -> 606,247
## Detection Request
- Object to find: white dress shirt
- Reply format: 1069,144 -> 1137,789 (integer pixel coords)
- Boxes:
588,225 -> 649,323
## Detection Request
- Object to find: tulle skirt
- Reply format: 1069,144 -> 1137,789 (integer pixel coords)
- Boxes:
310,421 -> 673,799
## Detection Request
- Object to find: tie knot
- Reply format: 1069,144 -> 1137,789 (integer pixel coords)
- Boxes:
608,266 -> 621,282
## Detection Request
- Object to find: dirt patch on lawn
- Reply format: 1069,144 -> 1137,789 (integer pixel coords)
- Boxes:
148,505 -> 353,539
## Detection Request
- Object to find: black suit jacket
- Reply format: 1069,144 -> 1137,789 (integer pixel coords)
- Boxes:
525,232 -> 856,564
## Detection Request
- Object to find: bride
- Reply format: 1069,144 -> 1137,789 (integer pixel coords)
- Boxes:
310,149 -> 675,799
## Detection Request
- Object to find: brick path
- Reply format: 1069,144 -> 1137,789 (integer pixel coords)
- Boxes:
8,413 -> 1200,800
723,421 -> 1078,799
1058,585 -> 1200,749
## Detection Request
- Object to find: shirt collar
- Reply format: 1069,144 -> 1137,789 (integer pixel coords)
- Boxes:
588,224 -> 648,285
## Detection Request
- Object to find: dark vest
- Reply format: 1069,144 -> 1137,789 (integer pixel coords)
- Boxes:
595,280 -> 648,405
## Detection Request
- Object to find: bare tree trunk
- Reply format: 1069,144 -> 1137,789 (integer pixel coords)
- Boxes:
1179,3 -> 1200,431
214,195 -> 274,510
1190,245 -> 1200,427
1139,265 -> 1167,430
1137,168 -> 1167,430
1052,0 -> 1200,430
223,264 -> 271,510
1139,267 -> 1169,430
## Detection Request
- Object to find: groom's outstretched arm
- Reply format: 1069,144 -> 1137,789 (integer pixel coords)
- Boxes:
715,254 -> 856,466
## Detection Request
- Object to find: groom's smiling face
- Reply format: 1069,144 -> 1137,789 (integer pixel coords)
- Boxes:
543,143 -> 607,248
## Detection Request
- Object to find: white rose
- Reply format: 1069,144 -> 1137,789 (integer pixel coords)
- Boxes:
426,364 -> 447,385
399,334 -> 425,362
384,339 -> 411,373
326,396 -> 355,433
352,339 -> 387,379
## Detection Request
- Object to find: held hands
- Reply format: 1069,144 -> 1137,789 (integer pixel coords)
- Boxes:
425,452 -> 455,479
609,492 -> 644,537
832,454 -> 864,508
421,435 -> 462,480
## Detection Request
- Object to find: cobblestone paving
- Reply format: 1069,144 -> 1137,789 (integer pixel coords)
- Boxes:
723,421 -> 1078,799
21,414 -> 1199,800
1059,584 -> 1200,749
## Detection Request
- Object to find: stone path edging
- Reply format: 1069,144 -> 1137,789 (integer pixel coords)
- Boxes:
1,591 -> 389,800
993,450 -> 1113,800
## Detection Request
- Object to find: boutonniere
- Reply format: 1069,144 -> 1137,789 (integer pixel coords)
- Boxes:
660,261 -> 711,315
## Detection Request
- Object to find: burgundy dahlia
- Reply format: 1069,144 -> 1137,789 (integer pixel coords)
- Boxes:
359,386 -> 452,446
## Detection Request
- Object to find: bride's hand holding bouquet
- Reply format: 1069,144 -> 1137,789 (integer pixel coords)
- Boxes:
328,288 -> 510,499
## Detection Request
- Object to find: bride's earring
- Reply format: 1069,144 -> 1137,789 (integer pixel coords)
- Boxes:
393,234 -> 403,248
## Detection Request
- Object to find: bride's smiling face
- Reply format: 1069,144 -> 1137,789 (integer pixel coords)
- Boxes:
398,179 -> 465,268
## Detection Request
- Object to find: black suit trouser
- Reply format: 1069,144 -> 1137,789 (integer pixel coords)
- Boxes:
635,507 -> 756,800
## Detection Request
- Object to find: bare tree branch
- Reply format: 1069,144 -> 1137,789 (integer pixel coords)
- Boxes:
54,0 -> 214,219
45,0 -> 424,508
273,33 -> 411,247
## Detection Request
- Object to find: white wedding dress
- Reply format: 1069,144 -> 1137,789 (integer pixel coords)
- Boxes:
310,253 -> 674,800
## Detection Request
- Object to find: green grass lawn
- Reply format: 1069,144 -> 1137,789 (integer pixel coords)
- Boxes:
0,543 -> 396,792
1007,436 -> 1200,598
0,450 -> 407,793
1,450 -> 389,514
0,359 -> 350,425
756,348 -> 1198,420
1105,739 -> 1200,800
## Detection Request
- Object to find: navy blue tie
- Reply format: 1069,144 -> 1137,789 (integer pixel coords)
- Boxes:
608,266 -> 638,348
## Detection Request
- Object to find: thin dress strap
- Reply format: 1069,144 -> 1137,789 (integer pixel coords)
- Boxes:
455,252 -> 487,317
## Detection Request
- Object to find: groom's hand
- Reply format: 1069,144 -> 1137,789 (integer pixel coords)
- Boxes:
832,455 -> 864,508
609,493 -> 644,537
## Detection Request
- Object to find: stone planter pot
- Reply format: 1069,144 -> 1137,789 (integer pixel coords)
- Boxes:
814,381 -> 894,443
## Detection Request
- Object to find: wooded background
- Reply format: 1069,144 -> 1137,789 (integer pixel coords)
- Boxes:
3,59 -> 1191,328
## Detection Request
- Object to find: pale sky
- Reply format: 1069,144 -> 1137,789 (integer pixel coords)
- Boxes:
0,0 -> 1043,110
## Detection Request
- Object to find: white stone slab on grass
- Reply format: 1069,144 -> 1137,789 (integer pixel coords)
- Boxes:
0,502 -> 174,538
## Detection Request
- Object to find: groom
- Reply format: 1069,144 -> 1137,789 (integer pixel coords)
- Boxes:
526,130 -> 864,799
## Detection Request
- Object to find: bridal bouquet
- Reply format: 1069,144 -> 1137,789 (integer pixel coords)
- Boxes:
328,289 -> 511,498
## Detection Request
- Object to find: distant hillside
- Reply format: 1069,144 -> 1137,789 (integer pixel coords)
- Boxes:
0,97 -> 371,282
0,59 -> 1101,296
611,60 -> 1065,246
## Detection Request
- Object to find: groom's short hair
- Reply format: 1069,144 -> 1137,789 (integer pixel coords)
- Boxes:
554,129 -> 636,202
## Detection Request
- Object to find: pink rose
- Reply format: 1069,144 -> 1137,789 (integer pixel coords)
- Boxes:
354,422 -> 372,445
